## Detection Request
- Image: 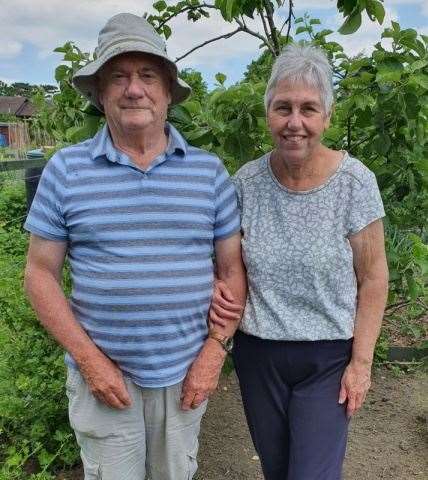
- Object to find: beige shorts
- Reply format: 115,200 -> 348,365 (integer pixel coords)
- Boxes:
66,366 -> 207,480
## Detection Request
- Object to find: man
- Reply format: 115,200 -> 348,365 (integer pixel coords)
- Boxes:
24,13 -> 246,480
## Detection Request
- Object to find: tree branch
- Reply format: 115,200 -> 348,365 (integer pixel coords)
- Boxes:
234,17 -> 276,55
258,7 -> 272,42
157,3 -> 218,28
280,0 -> 295,44
263,0 -> 281,55
175,27 -> 243,63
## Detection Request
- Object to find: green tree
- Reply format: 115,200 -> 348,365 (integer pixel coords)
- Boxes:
179,68 -> 208,101
148,0 -> 386,60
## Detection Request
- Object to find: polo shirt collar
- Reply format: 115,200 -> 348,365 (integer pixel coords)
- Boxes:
89,122 -> 187,166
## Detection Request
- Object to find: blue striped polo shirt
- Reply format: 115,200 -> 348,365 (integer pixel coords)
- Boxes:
24,123 -> 240,387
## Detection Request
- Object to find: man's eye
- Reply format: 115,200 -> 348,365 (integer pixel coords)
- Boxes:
140,72 -> 155,80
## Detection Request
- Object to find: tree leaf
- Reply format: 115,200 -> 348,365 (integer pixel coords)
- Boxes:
373,133 -> 391,155
153,1 -> 167,12
295,26 -> 308,35
163,24 -> 172,39
404,93 -> 419,120
338,12 -> 362,35
410,73 -> 428,90
376,59 -> 404,83
226,0 -> 235,21
310,19 -> 321,25
54,65 -> 68,82
366,0 -> 385,24
409,60 -> 428,72
215,72 -> 227,85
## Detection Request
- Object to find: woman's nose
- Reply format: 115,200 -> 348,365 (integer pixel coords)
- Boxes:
287,110 -> 302,129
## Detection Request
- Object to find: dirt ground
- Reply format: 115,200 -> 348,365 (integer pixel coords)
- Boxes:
62,366 -> 427,480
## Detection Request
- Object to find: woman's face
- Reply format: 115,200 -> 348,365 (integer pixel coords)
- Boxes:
267,79 -> 330,164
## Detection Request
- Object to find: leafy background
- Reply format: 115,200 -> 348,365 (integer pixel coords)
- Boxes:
0,0 -> 426,478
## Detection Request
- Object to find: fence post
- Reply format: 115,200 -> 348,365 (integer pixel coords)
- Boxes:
25,166 -> 44,213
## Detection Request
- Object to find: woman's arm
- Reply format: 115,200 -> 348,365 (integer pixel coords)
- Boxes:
339,219 -> 389,417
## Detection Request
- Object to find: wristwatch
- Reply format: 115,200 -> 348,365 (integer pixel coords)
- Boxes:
208,330 -> 234,353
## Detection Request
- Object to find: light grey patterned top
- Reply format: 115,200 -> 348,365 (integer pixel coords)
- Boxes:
233,152 -> 385,341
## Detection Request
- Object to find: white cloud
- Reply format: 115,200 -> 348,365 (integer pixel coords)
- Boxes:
386,0 -> 423,4
0,1 -> 153,60
291,0 -> 336,9
0,40 -> 23,59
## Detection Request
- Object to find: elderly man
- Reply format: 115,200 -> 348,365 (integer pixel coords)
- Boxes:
24,13 -> 246,480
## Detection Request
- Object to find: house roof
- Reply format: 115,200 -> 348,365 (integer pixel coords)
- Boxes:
0,96 -> 36,117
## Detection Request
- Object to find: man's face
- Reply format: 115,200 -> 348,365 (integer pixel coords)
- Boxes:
99,52 -> 172,134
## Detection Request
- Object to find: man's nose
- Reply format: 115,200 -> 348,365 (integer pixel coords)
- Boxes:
125,74 -> 145,98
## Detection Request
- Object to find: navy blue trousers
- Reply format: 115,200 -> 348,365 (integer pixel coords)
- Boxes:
233,331 -> 353,480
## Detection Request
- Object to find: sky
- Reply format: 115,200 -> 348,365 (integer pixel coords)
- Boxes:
0,0 -> 427,89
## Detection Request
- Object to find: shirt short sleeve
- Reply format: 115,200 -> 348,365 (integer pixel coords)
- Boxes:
24,152 -> 68,241
347,170 -> 385,235
213,161 -> 240,240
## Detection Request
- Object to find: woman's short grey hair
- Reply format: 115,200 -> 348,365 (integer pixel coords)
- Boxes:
264,44 -> 334,114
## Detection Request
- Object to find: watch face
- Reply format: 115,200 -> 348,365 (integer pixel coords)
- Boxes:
224,337 -> 234,353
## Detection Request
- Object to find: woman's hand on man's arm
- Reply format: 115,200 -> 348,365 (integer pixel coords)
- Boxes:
209,279 -> 244,328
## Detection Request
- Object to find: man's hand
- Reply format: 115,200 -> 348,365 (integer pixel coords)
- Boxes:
180,339 -> 226,410
78,351 -> 132,410
209,279 -> 244,328
338,361 -> 371,418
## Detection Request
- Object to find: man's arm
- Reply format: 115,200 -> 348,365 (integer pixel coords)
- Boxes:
24,234 -> 131,409
181,233 -> 246,410
339,219 -> 389,417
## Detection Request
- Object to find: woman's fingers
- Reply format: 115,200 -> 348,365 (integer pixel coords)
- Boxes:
215,280 -> 235,302
212,302 -> 242,320
209,309 -> 227,328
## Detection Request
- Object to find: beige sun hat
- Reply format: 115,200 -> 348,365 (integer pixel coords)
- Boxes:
72,13 -> 191,112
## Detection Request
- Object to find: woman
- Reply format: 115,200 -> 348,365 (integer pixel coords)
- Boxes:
211,44 -> 389,480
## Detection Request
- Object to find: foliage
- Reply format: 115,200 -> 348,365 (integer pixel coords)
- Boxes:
0,182 -> 27,231
171,78 -> 269,172
337,0 -> 385,35
0,82 -> 57,98
179,68 -> 208,102
0,182 -> 78,477
147,0 -> 385,61
30,42 -> 103,146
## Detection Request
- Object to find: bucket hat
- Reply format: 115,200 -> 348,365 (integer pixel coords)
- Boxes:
72,13 -> 191,112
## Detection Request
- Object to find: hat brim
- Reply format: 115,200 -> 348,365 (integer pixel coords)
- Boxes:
72,43 -> 191,112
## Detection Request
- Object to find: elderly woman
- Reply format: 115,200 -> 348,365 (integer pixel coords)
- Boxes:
211,44 -> 389,480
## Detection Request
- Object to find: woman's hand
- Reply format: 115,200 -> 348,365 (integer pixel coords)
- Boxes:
209,279 -> 244,328
338,361 -> 372,418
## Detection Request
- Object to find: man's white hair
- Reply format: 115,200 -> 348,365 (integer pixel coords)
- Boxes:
264,43 -> 334,114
